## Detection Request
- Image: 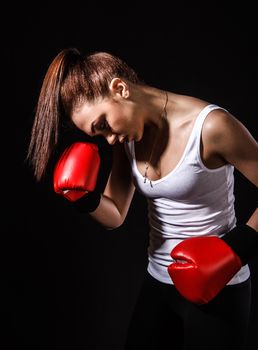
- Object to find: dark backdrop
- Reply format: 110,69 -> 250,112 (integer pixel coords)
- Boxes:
3,2 -> 257,349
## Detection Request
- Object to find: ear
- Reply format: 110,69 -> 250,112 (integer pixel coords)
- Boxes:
109,78 -> 129,99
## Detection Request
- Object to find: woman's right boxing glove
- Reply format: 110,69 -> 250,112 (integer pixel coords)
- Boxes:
168,224 -> 258,304
53,142 -> 101,212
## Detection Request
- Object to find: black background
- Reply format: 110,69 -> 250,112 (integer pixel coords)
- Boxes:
3,2 -> 258,349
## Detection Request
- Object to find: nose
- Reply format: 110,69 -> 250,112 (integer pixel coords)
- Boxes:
106,133 -> 118,145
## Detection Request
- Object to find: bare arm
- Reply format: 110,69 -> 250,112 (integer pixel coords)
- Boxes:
203,109 -> 258,231
89,143 -> 135,229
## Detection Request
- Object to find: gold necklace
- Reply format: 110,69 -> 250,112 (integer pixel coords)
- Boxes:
143,91 -> 168,187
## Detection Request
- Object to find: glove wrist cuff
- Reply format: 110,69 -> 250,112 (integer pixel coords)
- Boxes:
73,191 -> 101,213
222,224 -> 258,265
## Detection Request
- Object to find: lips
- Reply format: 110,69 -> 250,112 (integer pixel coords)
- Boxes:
119,135 -> 128,143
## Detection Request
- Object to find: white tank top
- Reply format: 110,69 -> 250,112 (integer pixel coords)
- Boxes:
124,104 -> 250,285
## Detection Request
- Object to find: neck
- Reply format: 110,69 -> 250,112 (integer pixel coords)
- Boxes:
148,89 -> 169,129
134,85 -> 170,127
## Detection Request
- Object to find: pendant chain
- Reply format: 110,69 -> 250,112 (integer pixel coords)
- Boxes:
143,91 -> 168,187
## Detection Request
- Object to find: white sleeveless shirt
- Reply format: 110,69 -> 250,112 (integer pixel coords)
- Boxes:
124,104 -> 250,285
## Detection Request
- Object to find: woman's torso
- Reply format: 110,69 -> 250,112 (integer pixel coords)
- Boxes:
124,96 -> 250,285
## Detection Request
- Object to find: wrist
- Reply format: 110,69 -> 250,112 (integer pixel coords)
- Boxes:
222,224 -> 258,265
73,191 -> 101,213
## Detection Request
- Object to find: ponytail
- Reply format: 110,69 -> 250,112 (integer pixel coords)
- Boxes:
27,48 -> 81,181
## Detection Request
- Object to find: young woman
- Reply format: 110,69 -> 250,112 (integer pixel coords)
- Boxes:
27,47 -> 258,349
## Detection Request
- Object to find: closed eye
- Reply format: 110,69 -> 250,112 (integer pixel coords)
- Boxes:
91,118 -> 110,135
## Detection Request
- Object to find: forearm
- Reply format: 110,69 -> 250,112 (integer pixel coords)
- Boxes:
89,194 -> 124,230
246,207 -> 258,232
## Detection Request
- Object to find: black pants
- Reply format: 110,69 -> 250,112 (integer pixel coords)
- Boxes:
125,272 -> 251,350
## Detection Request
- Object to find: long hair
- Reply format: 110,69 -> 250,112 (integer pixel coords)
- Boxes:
27,48 -> 141,181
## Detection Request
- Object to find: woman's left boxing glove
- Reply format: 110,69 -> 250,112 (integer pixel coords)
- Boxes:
168,224 -> 258,304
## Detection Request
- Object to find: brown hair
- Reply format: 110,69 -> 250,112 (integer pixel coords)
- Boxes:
27,48 -> 141,181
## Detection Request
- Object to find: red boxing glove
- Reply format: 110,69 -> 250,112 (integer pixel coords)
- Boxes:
53,142 -> 101,202
167,236 -> 242,304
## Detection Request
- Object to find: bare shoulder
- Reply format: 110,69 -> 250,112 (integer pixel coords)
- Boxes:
202,108 -> 256,146
202,108 -> 258,185
174,93 -> 209,116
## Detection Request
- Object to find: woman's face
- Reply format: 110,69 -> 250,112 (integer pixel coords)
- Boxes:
71,95 -> 144,145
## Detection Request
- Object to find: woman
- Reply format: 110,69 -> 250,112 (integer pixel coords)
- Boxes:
27,48 -> 258,349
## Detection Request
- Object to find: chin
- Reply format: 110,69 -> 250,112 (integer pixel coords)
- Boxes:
136,131 -> 143,142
